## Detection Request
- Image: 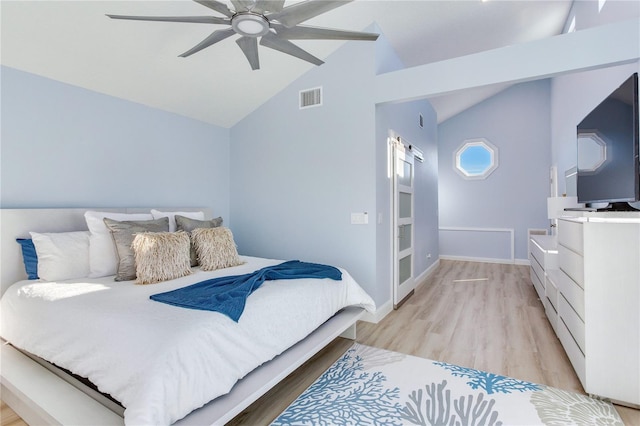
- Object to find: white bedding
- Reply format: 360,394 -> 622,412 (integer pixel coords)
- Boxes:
0,256 -> 375,425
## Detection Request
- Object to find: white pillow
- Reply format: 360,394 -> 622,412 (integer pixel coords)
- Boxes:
84,211 -> 153,278
150,209 -> 205,232
29,231 -> 90,281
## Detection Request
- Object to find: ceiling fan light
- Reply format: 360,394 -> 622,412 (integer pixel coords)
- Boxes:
232,13 -> 269,37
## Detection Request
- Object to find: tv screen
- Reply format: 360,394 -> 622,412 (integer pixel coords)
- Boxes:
577,72 -> 639,210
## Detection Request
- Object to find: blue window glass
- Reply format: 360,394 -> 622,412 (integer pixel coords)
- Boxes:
455,139 -> 499,180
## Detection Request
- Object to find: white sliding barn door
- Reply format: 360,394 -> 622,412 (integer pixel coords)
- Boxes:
392,138 -> 416,308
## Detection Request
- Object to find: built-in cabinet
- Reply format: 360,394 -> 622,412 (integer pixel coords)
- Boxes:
532,212 -> 640,407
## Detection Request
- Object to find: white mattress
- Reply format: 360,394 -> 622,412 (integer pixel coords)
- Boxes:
0,256 -> 375,425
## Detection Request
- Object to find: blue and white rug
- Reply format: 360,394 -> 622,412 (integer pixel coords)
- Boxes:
272,343 -> 623,425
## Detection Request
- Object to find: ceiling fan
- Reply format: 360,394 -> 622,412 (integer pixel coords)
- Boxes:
107,0 -> 379,70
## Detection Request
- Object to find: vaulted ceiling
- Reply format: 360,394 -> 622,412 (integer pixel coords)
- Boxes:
1,1 -> 573,127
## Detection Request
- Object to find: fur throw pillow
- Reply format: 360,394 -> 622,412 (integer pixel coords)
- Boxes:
132,231 -> 192,284
191,227 -> 244,271
175,215 -> 223,267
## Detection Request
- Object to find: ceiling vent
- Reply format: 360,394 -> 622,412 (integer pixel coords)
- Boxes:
299,87 -> 322,109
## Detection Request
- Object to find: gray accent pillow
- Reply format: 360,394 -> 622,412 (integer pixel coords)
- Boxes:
175,215 -> 223,266
103,217 -> 169,281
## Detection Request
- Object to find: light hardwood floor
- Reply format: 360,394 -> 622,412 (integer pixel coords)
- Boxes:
230,260 -> 640,425
2,260 -> 639,425
0,401 -> 26,426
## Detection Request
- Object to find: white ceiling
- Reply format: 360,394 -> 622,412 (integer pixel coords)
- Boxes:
1,0 -> 573,127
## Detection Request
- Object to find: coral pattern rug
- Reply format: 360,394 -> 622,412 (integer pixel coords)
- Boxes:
272,343 -> 622,425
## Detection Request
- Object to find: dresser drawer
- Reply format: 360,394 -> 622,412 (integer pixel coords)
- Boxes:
545,296 -> 558,333
530,238 -> 546,267
559,293 -> 585,354
530,255 -> 544,285
545,272 -> 559,311
556,270 -> 584,321
558,219 -> 584,255
530,266 -> 545,301
557,316 -> 586,386
558,245 -> 584,287
530,236 -> 558,270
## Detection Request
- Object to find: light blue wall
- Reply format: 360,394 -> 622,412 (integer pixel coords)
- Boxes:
229,27 -> 440,308
229,34 -> 378,301
230,27 -> 440,307
437,80 -> 551,262
1,66 -> 230,218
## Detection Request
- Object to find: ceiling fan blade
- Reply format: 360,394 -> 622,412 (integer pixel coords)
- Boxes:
106,14 -> 230,25
273,24 -> 379,41
236,36 -> 260,70
260,33 -> 324,66
268,0 -> 352,28
193,0 -> 234,17
179,27 -> 236,57
254,0 -> 285,13
230,0 -> 251,12
230,0 -> 284,14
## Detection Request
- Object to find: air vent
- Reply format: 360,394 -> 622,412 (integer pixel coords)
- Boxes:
299,87 -> 322,109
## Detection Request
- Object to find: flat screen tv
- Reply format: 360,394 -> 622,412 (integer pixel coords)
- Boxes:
577,72 -> 639,211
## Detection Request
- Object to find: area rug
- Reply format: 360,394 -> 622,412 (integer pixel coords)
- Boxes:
271,343 -> 623,425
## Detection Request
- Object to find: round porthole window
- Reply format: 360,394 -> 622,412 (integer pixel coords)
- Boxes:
454,138 -> 499,180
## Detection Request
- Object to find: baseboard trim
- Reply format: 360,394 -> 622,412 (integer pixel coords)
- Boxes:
360,300 -> 393,324
415,259 -> 440,286
440,255 -> 529,266
361,259 -> 441,324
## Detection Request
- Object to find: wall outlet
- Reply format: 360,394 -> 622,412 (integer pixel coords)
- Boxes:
426,253 -> 431,259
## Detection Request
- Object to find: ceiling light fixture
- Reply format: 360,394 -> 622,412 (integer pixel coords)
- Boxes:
232,13 -> 270,37
107,0 -> 379,70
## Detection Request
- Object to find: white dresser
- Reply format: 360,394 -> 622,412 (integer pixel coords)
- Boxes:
556,211 -> 640,407
529,234 -> 559,331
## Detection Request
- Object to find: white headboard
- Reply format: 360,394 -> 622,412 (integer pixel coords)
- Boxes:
0,208 -> 212,295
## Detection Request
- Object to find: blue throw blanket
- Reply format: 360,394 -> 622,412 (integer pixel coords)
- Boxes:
150,260 -> 342,322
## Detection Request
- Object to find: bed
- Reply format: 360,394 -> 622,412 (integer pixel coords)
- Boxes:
0,208 -> 375,425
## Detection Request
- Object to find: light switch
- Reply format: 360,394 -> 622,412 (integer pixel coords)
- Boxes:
351,212 -> 368,225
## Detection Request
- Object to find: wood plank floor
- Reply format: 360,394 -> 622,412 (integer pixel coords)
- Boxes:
2,260 -> 639,425
0,402 -> 26,426
230,260 -> 639,425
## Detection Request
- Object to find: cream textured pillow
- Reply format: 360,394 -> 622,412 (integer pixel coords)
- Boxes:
103,217 -> 170,281
175,215 -> 223,266
191,227 -> 244,271
131,231 -> 192,285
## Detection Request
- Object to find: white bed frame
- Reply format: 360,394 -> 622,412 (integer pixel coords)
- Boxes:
0,208 -> 363,425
